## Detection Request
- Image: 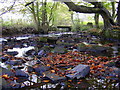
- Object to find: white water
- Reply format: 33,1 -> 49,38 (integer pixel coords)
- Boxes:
7,46 -> 34,57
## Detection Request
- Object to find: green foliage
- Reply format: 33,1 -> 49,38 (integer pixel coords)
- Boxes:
80,26 -> 92,31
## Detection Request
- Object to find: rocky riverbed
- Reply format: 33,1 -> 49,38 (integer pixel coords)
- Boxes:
0,31 -> 120,89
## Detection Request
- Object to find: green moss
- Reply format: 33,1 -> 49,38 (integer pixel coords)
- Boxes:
38,37 -> 48,42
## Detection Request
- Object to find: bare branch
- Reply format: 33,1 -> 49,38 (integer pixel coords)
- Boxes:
0,0 -> 17,16
25,0 -> 36,7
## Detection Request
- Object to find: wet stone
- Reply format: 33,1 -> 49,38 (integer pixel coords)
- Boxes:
0,78 -> 12,89
38,50 -> 45,56
16,77 -> 29,83
14,44 -> 24,48
105,62 -> 115,67
25,49 -> 37,56
9,81 -> 21,89
109,67 -> 120,80
1,67 -> 15,77
27,66 -> 35,73
5,60 -> 23,65
5,51 -> 18,56
34,65 -> 50,76
1,56 -> 9,62
66,64 -> 90,79
43,71 -> 66,83
15,69 -> 29,78
52,45 -> 67,54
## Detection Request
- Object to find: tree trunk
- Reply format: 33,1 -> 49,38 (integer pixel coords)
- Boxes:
100,9 -> 113,30
41,0 -> 49,34
31,3 -> 39,31
36,2 -> 40,31
117,0 -> 120,26
111,2 -> 116,19
71,12 -> 75,25
94,13 -> 99,28
63,1 -> 115,30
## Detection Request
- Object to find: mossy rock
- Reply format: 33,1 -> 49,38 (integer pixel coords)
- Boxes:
52,46 -> 67,54
38,37 -> 48,42
56,40 -> 74,46
77,43 -> 86,47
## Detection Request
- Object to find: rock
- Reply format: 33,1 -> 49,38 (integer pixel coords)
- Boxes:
27,66 -> 35,73
5,60 -> 23,65
88,46 -> 112,56
15,70 -> 29,78
66,64 -> 90,79
9,81 -> 21,89
109,67 -> 120,80
16,77 -> 29,83
115,60 -> 120,68
77,43 -> 88,52
105,62 -> 115,67
52,45 -> 67,54
43,71 -> 66,83
47,37 -> 58,44
38,50 -> 45,56
5,51 -> 18,56
38,46 -> 51,56
1,67 -> 15,77
34,65 -> 50,76
0,78 -> 12,89
14,44 -> 24,48
38,37 -> 48,43
87,22 -> 93,27
1,56 -> 9,62
25,49 -> 37,56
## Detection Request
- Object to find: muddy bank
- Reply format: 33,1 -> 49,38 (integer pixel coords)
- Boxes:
2,26 -> 38,37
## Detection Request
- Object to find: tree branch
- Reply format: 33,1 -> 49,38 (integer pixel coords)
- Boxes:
64,2 -> 101,13
0,0 -> 16,16
83,0 -> 103,8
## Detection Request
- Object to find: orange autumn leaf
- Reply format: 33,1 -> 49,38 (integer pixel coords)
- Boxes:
68,85 -> 71,87
94,58 -> 98,60
42,80 -> 50,83
51,70 -> 55,73
77,82 -> 81,84
32,72 -> 36,74
100,69 -> 105,72
13,77 -> 18,80
47,64 -> 51,67
2,74 -> 9,79
97,65 -> 103,68
106,76 -> 111,79
90,70 -> 95,74
68,80 -> 72,82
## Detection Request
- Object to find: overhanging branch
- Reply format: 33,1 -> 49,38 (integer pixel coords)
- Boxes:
64,2 -> 101,13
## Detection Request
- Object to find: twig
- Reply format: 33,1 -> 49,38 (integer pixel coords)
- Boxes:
0,0 -> 17,16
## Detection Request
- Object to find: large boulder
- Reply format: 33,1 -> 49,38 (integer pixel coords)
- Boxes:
66,64 -> 90,79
